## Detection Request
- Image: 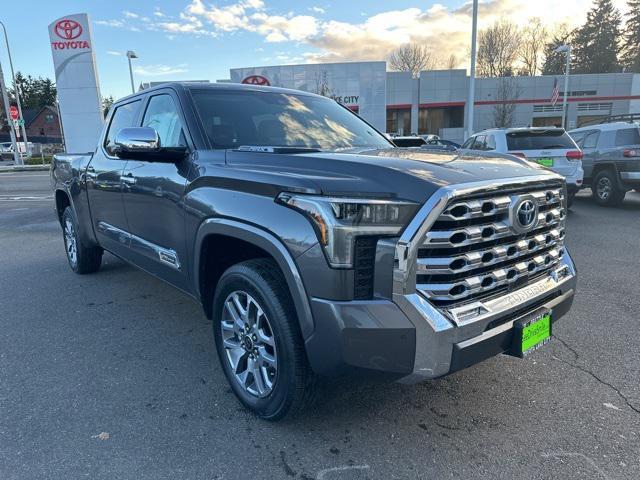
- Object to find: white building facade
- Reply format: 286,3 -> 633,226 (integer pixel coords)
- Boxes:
229,62 -> 640,144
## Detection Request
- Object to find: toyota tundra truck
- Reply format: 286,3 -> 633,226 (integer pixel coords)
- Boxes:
51,83 -> 577,420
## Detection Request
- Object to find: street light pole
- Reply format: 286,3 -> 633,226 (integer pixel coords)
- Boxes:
465,0 -> 479,140
0,21 -> 28,164
126,50 -> 138,94
0,59 -> 20,165
556,44 -> 572,129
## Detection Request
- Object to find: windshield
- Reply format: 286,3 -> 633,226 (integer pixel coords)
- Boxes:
506,130 -> 576,150
190,89 -> 392,151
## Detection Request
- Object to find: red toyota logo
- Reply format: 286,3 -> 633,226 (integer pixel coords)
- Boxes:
241,75 -> 271,86
55,19 -> 83,40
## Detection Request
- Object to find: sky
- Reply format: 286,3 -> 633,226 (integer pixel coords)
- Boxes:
0,0 -> 631,100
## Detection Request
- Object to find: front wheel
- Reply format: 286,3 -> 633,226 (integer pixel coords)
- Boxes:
61,207 -> 103,274
212,259 -> 317,420
593,170 -> 625,207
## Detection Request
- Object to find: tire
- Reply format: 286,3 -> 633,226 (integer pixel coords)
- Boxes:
212,258 -> 317,420
592,170 -> 626,207
61,206 -> 103,274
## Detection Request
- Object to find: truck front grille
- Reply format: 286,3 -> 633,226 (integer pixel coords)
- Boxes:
415,183 -> 566,307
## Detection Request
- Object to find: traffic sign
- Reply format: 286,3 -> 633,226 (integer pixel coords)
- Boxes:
9,105 -> 18,120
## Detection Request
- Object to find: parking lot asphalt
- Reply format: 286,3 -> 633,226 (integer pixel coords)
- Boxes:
1,171 -> 639,480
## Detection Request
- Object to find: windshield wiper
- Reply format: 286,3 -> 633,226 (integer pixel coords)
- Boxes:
236,145 -> 322,154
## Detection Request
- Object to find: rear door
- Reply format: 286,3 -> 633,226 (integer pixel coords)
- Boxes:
579,130 -> 600,181
85,99 -> 142,257
506,129 -> 579,177
120,90 -> 193,292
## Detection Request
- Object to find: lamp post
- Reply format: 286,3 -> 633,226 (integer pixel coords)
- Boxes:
0,21 -> 27,164
126,50 -> 138,94
555,44 -> 571,129
0,59 -> 19,164
465,0 -> 479,140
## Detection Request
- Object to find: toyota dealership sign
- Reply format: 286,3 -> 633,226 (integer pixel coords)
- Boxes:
48,13 -> 103,153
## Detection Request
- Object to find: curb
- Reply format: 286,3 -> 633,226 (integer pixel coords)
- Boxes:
0,165 -> 50,173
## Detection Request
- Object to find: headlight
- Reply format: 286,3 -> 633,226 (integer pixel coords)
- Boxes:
277,193 -> 419,268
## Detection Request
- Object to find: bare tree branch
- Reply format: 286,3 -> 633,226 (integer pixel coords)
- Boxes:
492,77 -> 522,127
388,44 -> 436,78
477,20 -> 521,77
519,18 -> 548,76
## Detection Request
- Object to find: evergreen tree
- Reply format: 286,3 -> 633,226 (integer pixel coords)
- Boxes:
621,0 -> 640,72
542,29 -> 573,75
571,0 -> 622,74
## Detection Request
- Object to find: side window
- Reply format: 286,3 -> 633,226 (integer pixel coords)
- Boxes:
582,131 -> 599,149
461,137 -> 475,149
472,135 -> 486,150
104,100 -> 141,156
142,94 -> 186,148
615,127 -> 640,146
570,132 -> 585,147
485,135 -> 496,150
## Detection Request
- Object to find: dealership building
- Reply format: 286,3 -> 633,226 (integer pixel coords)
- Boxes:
229,61 -> 640,144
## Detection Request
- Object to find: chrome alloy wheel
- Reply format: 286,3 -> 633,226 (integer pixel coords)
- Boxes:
597,176 -> 612,201
64,218 -> 78,267
221,291 -> 278,398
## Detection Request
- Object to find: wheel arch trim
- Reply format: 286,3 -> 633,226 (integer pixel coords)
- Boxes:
193,218 -> 315,339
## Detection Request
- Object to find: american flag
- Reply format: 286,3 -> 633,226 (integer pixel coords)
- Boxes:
551,78 -> 560,106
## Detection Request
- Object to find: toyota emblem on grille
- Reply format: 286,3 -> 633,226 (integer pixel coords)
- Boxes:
518,200 -> 536,227
509,195 -> 539,234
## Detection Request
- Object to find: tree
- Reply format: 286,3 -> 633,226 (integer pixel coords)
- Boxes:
388,44 -> 436,78
477,20 -> 521,77
492,77 -> 521,128
518,18 -> 548,76
542,25 -> 573,75
9,72 -> 57,109
102,96 -> 115,117
621,0 -> 640,72
571,0 -> 622,74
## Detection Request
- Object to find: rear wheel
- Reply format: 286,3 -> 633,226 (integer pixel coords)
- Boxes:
212,258 -> 317,420
593,170 -> 625,207
61,207 -> 103,274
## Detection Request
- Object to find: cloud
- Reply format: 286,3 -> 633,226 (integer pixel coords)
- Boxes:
133,64 -> 189,76
123,11 -> 139,19
96,0 -> 631,68
106,50 -> 122,56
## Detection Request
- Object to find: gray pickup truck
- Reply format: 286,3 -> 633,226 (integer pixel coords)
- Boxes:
51,83 -> 577,419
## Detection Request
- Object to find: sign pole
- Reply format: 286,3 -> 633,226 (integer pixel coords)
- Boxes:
465,0 -> 479,140
0,59 -> 20,165
0,21 -> 28,158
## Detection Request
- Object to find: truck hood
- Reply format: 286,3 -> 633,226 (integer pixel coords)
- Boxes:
223,147 -> 558,204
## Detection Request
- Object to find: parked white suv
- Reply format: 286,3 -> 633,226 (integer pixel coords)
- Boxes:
460,128 -> 584,205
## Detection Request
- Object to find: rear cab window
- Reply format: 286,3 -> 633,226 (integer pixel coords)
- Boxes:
393,138 -> 427,147
506,130 -> 576,151
104,100 -> 141,156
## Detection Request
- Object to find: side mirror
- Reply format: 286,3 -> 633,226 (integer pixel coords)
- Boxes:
114,127 -> 187,162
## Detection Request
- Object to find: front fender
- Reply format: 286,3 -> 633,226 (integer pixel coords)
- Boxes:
193,218 -> 315,339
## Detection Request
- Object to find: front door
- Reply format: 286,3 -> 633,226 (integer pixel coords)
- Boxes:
85,99 -> 142,257
121,92 -> 192,292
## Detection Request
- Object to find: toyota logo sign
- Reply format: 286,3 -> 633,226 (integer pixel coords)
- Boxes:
55,19 -> 83,40
241,75 -> 271,86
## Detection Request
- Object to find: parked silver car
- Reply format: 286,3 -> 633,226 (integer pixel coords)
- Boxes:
459,128 -> 584,206
569,119 -> 640,206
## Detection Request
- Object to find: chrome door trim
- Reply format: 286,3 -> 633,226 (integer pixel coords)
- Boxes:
96,221 -> 181,270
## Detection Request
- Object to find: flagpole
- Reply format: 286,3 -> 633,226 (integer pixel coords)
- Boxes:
555,44 -> 571,129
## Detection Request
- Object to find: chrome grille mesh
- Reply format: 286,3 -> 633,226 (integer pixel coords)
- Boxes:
416,183 -> 566,306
